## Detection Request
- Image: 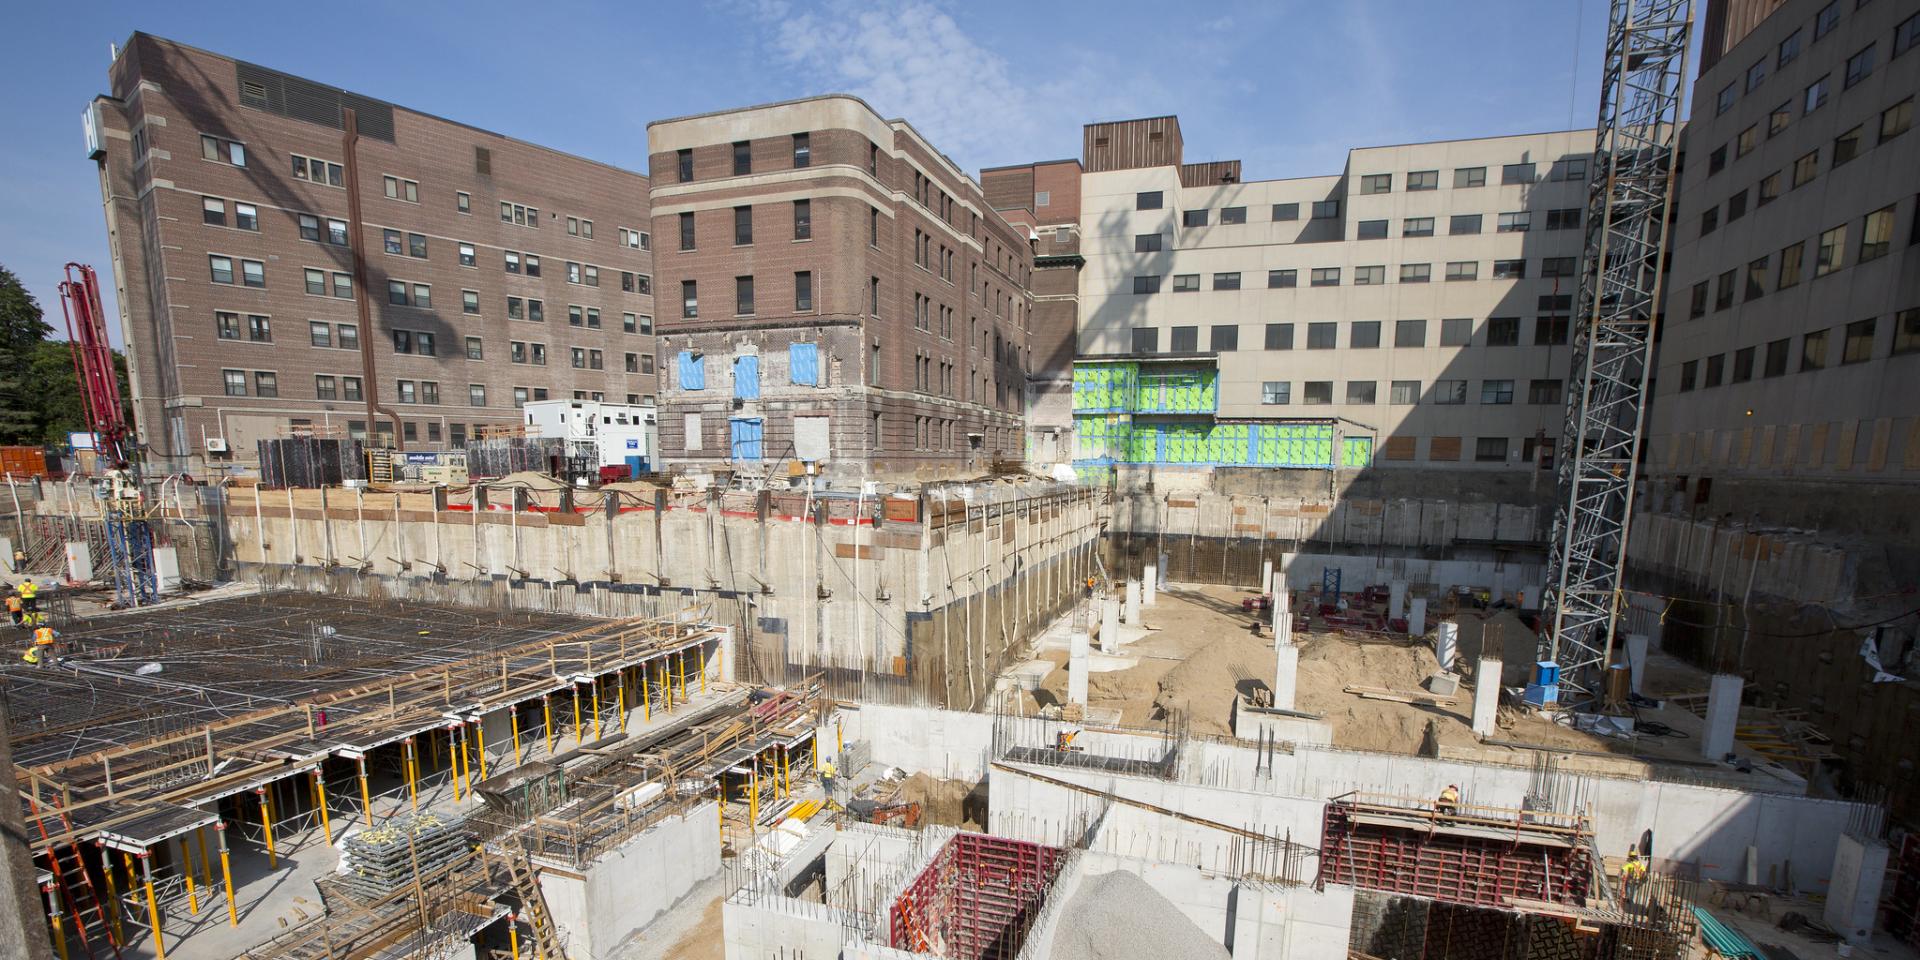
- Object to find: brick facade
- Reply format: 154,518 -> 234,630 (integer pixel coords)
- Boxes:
647,96 -> 1034,479
91,34 -> 657,472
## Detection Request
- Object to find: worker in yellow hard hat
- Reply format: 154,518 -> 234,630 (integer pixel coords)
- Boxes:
23,625 -> 56,666
1621,849 -> 1648,884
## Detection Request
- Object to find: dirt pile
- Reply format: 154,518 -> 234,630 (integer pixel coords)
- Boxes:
894,773 -> 982,829
1046,870 -> 1229,960
1452,609 -> 1541,685
1153,635 -> 1265,735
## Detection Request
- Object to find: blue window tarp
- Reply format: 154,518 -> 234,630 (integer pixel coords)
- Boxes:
730,417 -> 764,461
678,351 -> 705,390
734,355 -> 761,399
789,342 -> 819,385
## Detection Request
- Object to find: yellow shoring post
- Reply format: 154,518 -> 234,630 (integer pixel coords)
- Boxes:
120,847 -> 137,899
617,675 -> 628,733
837,722 -> 844,756
643,659 -> 652,722
456,725 -> 471,801
196,827 -> 210,892
511,706 -> 523,764
216,821 -> 237,927
508,913 -> 522,960
176,835 -> 199,915
405,738 -> 419,812
543,694 -> 555,754
257,787 -> 278,869
663,659 -> 673,715
474,721 -> 489,782
313,770 -> 334,846
572,687 -> 584,744
99,843 -> 124,943
699,645 -> 707,694
749,761 -> 758,829
358,756 -> 374,828
677,650 -> 687,703
138,850 -> 167,960
43,881 -> 68,960
591,680 -> 602,742
782,747 -> 791,799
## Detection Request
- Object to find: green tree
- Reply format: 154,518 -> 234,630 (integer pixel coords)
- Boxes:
0,265 -> 53,444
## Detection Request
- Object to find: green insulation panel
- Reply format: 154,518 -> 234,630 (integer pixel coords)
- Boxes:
1073,362 -> 1216,414
1073,417 -> 1342,469
1072,362 -> 1138,413
1342,436 -> 1375,468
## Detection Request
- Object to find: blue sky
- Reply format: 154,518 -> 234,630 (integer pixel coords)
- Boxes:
0,0 -> 1641,342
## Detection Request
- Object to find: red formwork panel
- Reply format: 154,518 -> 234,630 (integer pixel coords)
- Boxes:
889,833 -> 1064,960
1318,800 -> 1593,909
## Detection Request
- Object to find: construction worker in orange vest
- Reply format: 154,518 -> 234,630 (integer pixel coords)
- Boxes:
23,625 -> 56,666
4,591 -> 21,628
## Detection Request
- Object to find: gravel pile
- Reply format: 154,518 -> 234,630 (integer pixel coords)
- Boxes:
1045,870 -> 1229,960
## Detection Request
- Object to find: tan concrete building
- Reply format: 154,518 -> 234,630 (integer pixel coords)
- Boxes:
87,33 -> 657,473
1072,116 -> 1595,471
1650,0 -> 1919,502
646,96 -> 1033,479
981,159 -> 1083,465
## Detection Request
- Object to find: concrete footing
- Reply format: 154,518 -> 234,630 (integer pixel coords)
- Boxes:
1703,674 -> 1744,760
1471,657 -> 1501,737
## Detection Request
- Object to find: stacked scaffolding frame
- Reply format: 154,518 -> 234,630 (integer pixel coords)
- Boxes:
1542,0 -> 1693,697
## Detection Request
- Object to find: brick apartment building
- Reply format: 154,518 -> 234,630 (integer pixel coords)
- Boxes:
981,159 -> 1083,466
88,33 -> 659,473
646,95 -> 1035,478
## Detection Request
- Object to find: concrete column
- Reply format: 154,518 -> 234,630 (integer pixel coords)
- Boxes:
0,697 -> 57,960
1099,598 -> 1120,654
1067,630 -> 1090,705
1703,673 -> 1743,760
1143,563 -> 1157,606
1471,657 -> 1502,737
1274,588 -> 1292,647
1408,598 -> 1428,637
1278,551 -> 1293,585
1272,645 -> 1298,712
1124,579 -> 1141,625
1825,832 -> 1891,944
151,546 -> 182,594
1435,621 -> 1458,672
0,536 -> 11,571
1260,559 -> 1273,595
1625,633 -> 1650,695
64,542 -> 91,583
1388,580 -> 1408,621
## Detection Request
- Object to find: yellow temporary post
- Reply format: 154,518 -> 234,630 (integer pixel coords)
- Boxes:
837,722 -> 844,756
358,756 -> 374,828
99,843 -> 124,943
216,821 -> 238,927
405,738 -> 419,812
643,660 -> 652,722
617,679 -> 628,734
591,681 -> 602,742
313,770 -> 334,846
474,722 -> 489,781
699,645 -> 708,694
811,736 -> 818,774
511,706 -> 523,764
543,694 -> 555,754
508,914 -> 522,960
138,850 -> 167,960
572,687 -> 584,744
257,787 -> 278,869
43,881 -> 69,960
677,651 -> 687,703
749,761 -> 759,828
456,726 -> 471,800
196,827 -> 211,892
176,835 -> 199,915
782,747 -> 791,799
120,850 -> 137,906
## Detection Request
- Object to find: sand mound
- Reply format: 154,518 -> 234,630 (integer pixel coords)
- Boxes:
1047,870 -> 1229,960
1452,609 -> 1540,685
895,773 -> 980,828
489,470 -> 568,490
1153,635 -> 1263,735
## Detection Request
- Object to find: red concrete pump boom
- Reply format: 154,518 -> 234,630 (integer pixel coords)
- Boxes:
58,263 -> 131,468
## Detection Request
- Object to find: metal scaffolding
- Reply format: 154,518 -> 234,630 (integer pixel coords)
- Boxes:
1543,0 -> 1693,697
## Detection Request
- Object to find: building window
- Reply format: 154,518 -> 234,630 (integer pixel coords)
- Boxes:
1407,170 -> 1438,190
456,191 -> 470,214
1486,318 -> 1520,346
245,314 -> 271,342
201,196 -> 227,226
735,276 -> 755,316
1492,259 -> 1527,280
790,199 -> 812,240
291,154 -> 341,185
1861,205 -> 1896,260
382,176 -> 419,203
1528,379 -> 1562,404
1770,101 -> 1793,138
676,148 -> 694,183
1133,233 -> 1164,253
1764,338 -> 1790,376
1310,268 -> 1340,287
222,369 -> 246,396
732,140 -> 751,176
1889,308 -> 1920,356
1306,322 -> 1337,349
1169,326 -> 1198,352
1497,211 -> 1530,233
1403,217 -> 1435,237
1390,380 -> 1421,405
734,206 -> 754,245
1359,173 -> 1392,194
1136,191 -> 1163,210
1535,317 -> 1569,345
1354,265 -> 1385,285
1433,379 -> 1467,404
1806,75 -> 1830,113
1842,318 -> 1876,363
315,375 -> 337,400
795,271 -> 814,311
1449,214 -> 1482,235
1541,257 -> 1577,278
1173,274 -> 1201,292
252,372 -> 277,397
1799,329 -> 1828,371
1220,206 -> 1246,224
1834,126 -> 1863,165
1400,263 -> 1431,283
1211,325 -> 1239,352
465,336 -> 484,360
1727,345 -> 1752,382
1737,125 -> 1758,158
1394,319 -> 1426,347
1845,44 -> 1876,88
1501,162 -> 1535,184
1793,151 -> 1820,189
1716,83 -> 1737,115
1715,269 -> 1736,309
682,280 -> 698,318
1302,381 -> 1333,405
1131,328 -> 1159,353
463,289 -> 480,314
1212,272 -> 1241,291
679,212 -> 696,251
1445,261 -> 1478,282
1747,57 -> 1767,92
209,255 -> 234,284
1758,172 -> 1782,206
1265,323 -> 1294,350
1702,206 -> 1720,237
1357,219 -> 1388,240
1678,360 -> 1697,392
1271,202 -> 1299,221
1746,256 -> 1769,300
308,321 -> 332,347
1480,379 -> 1514,404
1689,282 -> 1709,318
1311,200 -> 1340,219
215,311 -> 241,340
1454,166 -> 1486,188
458,242 -> 477,267
1704,354 -> 1726,387
1475,437 -> 1509,462
1440,319 -> 1473,346
1132,275 -> 1162,295
1183,209 -> 1209,228
1346,381 -> 1376,404
1816,225 -> 1846,275
1778,241 -> 1805,288
1883,98 -> 1915,142
1350,321 -> 1381,348
869,277 -> 880,315
201,134 -> 246,166
1261,381 -> 1290,404
1267,269 -> 1297,288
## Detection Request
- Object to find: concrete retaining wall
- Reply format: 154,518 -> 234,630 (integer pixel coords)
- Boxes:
540,799 -> 721,960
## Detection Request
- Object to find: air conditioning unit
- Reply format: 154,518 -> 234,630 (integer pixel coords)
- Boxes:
205,437 -> 229,453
